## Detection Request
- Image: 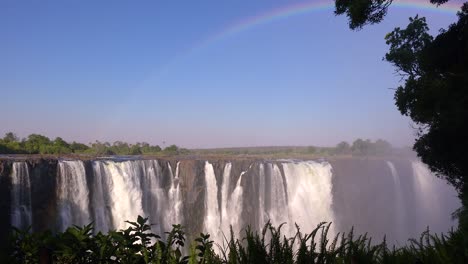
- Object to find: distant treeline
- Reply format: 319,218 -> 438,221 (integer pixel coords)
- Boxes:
0,132 -> 187,155
193,139 -> 397,156
333,139 -> 394,156
0,131 -> 398,156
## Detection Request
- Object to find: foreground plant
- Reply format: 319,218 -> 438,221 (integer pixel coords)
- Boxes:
8,216 -> 467,263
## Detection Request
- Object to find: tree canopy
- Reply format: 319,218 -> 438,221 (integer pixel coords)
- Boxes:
335,0 -> 451,30
336,0 -> 468,235
0,132 -> 178,156
385,7 -> 468,192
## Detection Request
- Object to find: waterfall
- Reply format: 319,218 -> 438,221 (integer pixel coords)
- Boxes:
95,161 -> 146,230
227,171 -> 244,236
267,163 -> 289,228
90,161 -> 112,232
10,162 -> 32,230
5,157 -> 460,249
282,161 -> 335,236
57,160 -> 90,231
220,162 -> 232,233
386,161 -> 406,242
203,161 -> 221,243
412,161 -> 442,230
258,164 -> 266,230
141,160 -> 166,233
168,161 -> 183,225
91,160 -> 175,233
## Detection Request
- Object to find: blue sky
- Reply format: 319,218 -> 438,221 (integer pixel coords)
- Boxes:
0,0 -> 462,148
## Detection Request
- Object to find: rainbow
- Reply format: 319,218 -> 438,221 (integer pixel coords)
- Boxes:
148,0 -> 463,81
200,0 -> 463,48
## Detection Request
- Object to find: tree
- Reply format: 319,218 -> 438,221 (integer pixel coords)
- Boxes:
129,145 -> 142,155
3,132 -> 19,143
335,0 -> 450,30
386,7 -> 468,232
385,8 -> 468,190
70,141 -> 89,153
337,1 -> 468,233
23,134 -> 52,154
374,139 -> 392,154
53,137 -> 72,154
163,144 -> 179,154
336,141 -> 351,154
351,138 -> 370,155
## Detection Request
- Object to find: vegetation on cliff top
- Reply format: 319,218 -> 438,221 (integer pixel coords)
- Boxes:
0,131 -> 398,157
0,132 -> 187,156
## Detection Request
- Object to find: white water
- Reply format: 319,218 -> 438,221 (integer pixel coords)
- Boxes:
227,171 -> 244,236
90,160 -> 184,234
267,163 -> 290,228
90,161 -> 111,232
412,161 -> 445,230
97,161 -> 146,230
168,161 -> 183,225
57,160 -> 90,231
8,158 -> 460,249
220,162 -> 232,236
10,162 -> 32,230
141,160 -> 167,233
386,161 -> 406,242
203,161 -> 221,243
258,164 -> 266,230
282,161 -> 335,236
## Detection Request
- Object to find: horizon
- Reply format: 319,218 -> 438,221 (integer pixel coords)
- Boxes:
2,0 -> 464,148
0,130 -> 414,150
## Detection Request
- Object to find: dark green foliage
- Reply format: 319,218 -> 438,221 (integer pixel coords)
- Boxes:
334,0 -> 450,30
384,5 -> 468,235
164,145 -> 180,155
9,218 -> 467,263
386,7 -> 468,191
3,132 -> 19,143
0,132 -> 175,156
70,141 -> 90,152
335,0 -> 393,29
337,0 -> 468,236
9,216 -> 219,264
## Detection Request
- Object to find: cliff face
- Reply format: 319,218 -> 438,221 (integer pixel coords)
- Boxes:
0,160 -> 12,251
0,156 -> 460,246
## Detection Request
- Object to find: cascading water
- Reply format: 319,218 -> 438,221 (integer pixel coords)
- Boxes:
257,163 -> 266,230
282,161 -> 335,236
168,162 -> 183,225
10,162 -> 32,230
141,160 -> 167,233
203,161 -> 221,243
4,158 -> 460,248
90,160 -> 179,234
267,163 -> 289,228
57,160 -> 90,231
411,160 -> 452,231
220,162 -> 232,235
95,161 -> 146,230
227,171 -> 244,236
386,161 -> 406,241
90,161 -> 112,232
